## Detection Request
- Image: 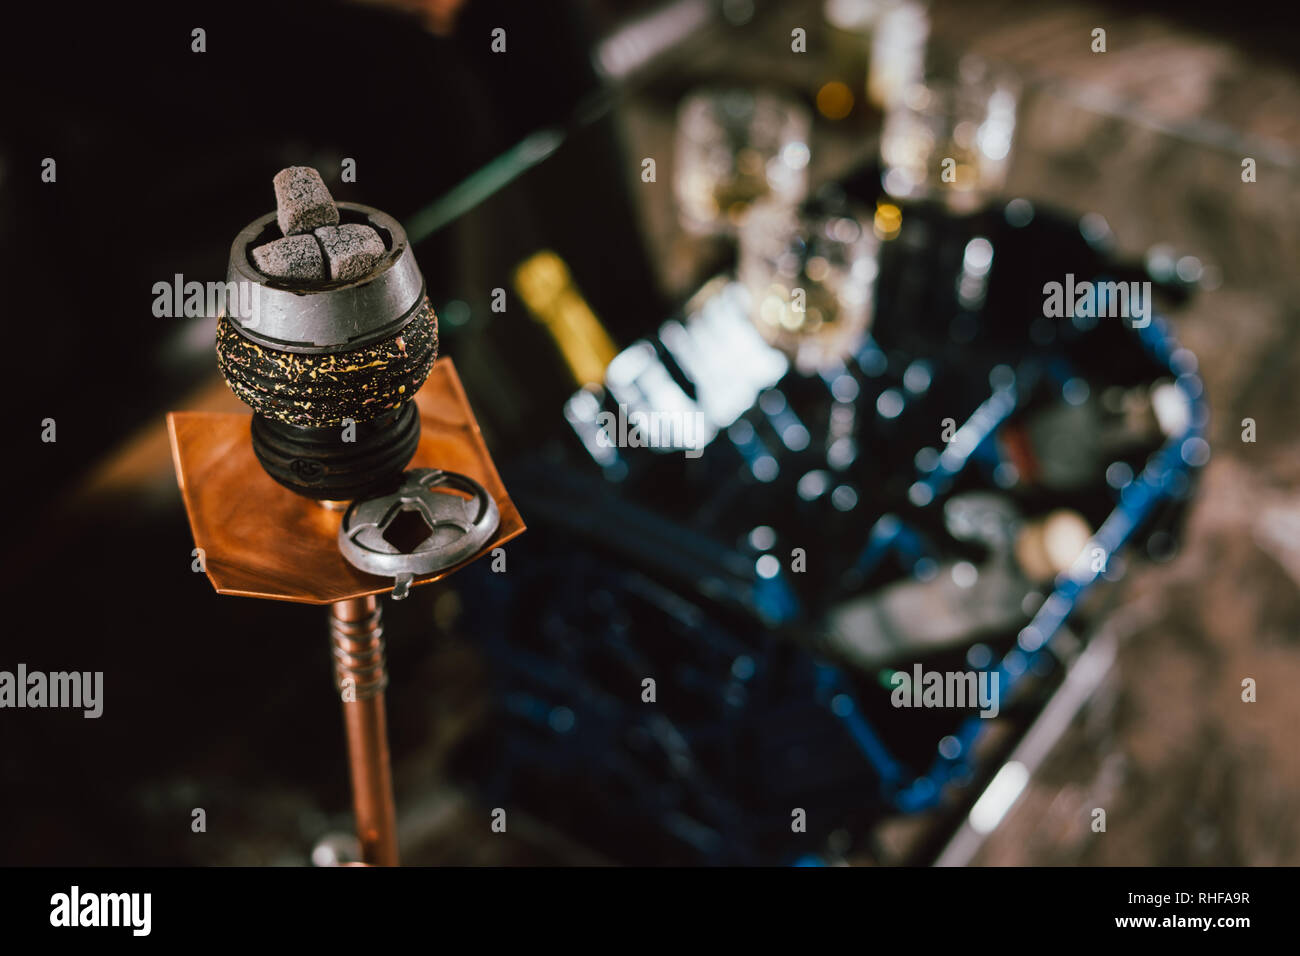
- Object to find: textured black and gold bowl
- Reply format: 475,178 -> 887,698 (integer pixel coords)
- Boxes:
216,202 -> 437,500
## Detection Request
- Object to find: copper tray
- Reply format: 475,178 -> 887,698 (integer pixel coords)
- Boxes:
167,358 -> 524,604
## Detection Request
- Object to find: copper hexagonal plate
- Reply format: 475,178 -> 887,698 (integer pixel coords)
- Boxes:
167,358 -> 524,604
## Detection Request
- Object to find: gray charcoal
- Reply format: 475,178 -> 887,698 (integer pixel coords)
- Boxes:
251,234 -> 325,280
273,166 -> 339,236
314,224 -> 385,281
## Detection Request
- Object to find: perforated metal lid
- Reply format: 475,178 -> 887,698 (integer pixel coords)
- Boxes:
337,469 -> 501,599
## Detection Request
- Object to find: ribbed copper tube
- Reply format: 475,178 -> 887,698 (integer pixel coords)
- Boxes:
329,596 -> 399,866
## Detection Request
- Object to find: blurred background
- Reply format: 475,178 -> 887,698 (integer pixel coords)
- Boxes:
1,0 -> 1297,865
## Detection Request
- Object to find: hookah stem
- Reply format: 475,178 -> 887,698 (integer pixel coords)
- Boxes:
329,591 -> 400,867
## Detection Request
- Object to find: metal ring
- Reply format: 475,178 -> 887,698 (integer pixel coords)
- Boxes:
338,469 -> 501,599
224,202 -> 425,353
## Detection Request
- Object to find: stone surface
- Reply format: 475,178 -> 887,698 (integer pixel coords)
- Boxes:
314,223 -> 385,281
250,234 -> 325,281
273,166 -> 339,236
